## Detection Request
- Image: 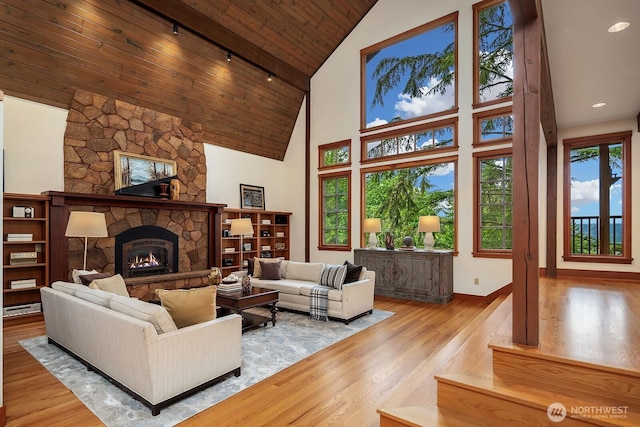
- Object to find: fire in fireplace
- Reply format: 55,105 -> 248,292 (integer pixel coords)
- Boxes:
115,226 -> 179,278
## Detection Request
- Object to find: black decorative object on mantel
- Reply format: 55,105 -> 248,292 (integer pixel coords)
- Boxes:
115,175 -> 177,198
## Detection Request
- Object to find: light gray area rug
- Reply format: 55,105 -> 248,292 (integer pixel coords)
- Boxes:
20,309 -> 393,427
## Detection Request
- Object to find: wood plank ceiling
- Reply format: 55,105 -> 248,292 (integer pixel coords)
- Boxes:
0,0 -> 377,160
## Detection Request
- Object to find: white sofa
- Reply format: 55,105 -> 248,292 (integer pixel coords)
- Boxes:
239,260 -> 375,324
40,282 -> 242,415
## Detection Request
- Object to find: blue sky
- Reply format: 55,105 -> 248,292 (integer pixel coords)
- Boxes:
365,22 -> 455,127
570,157 -> 622,217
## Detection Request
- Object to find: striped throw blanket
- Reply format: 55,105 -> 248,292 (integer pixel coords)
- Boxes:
310,286 -> 330,321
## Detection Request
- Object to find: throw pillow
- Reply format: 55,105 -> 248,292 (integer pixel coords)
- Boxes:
79,272 -> 112,286
260,260 -> 282,280
109,295 -> 178,334
72,269 -> 98,284
319,264 -> 348,290
155,286 -> 217,328
89,274 -> 129,297
252,257 -> 280,278
343,260 -> 364,284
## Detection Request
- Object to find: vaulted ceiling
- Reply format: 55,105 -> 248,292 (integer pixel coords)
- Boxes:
0,0 -> 377,160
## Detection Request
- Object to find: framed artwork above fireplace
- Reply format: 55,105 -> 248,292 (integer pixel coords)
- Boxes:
114,151 -> 176,191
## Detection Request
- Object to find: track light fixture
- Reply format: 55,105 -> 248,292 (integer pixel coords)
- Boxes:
172,23 -> 179,35
267,72 -> 273,82
227,52 -> 232,62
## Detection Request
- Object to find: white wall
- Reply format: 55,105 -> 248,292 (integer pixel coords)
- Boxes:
3,95 -> 66,194
206,99 -> 307,261
556,118 -> 639,273
306,0 -> 513,295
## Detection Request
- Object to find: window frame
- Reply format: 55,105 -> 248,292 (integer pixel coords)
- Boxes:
318,171 -> 352,251
472,105 -> 513,147
473,147 -> 513,258
360,12 -> 459,132
360,117 -> 458,164
473,0 -> 513,109
360,156 -> 458,252
318,139 -> 352,171
562,130 -> 632,264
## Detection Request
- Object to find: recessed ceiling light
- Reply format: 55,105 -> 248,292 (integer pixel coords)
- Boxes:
608,22 -> 630,33
592,102 -> 607,108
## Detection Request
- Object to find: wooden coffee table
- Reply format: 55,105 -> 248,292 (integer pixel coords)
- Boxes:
216,286 -> 279,332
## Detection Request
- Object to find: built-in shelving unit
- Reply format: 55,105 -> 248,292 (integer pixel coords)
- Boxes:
220,208 -> 291,277
2,193 -> 50,326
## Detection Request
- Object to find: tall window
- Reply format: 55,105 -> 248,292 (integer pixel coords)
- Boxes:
362,158 -> 456,250
474,149 -> 512,256
473,0 -> 513,107
319,172 -> 351,250
361,12 -> 458,130
563,131 -> 632,263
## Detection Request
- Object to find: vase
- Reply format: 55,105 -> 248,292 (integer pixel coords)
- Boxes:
241,275 -> 252,295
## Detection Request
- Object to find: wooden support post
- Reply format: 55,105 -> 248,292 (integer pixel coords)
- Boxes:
509,0 -> 541,346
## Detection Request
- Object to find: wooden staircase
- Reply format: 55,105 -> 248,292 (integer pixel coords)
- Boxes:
379,281 -> 640,426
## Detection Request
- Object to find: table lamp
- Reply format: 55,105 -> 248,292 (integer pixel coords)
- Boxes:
230,218 -> 254,270
65,211 -> 108,270
418,215 -> 440,252
363,218 -> 382,249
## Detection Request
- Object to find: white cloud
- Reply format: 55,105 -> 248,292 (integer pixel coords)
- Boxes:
571,179 -> 599,212
393,77 -> 455,119
366,117 -> 388,128
430,162 -> 454,177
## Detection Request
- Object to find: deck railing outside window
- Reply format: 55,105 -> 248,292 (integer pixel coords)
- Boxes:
570,215 -> 622,255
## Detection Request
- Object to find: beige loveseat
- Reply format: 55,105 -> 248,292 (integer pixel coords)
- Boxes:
238,260 -> 375,324
40,282 -> 242,415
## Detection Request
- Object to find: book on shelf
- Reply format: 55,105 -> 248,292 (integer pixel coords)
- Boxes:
276,232 -> 285,237
10,279 -> 37,289
260,219 -> 271,224
9,258 -> 38,265
261,245 -> 271,251
6,233 -> 33,242
223,247 -> 235,253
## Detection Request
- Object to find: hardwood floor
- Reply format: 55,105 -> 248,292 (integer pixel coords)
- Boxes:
5,277 -> 637,426
2,296 -> 487,426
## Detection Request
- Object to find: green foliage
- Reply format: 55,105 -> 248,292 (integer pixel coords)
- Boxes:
365,164 -> 454,249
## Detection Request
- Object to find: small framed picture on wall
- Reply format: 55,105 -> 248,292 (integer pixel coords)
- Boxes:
240,184 -> 265,210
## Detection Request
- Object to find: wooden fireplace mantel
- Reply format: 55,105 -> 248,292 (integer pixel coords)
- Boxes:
44,191 -> 226,283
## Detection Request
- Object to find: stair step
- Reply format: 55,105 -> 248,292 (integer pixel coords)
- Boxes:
379,405 -> 498,427
436,373 -> 640,426
491,343 -> 640,408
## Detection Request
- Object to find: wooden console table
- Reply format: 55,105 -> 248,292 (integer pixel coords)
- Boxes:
354,248 -> 453,304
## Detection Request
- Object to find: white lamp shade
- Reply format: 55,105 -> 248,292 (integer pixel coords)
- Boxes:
65,212 -> 108,238
418,215 -> 440,233
363,218 -> 382,233
230,218 -> 254,236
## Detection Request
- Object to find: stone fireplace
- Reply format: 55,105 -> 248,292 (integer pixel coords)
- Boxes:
115,226 -> 179,278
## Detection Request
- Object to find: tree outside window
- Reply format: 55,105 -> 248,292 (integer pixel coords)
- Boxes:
363,160 -> 456,250
474,0 -> 513,107
474,150 -> 512,256
319,172 -> 351,250
362,12 -> 458,130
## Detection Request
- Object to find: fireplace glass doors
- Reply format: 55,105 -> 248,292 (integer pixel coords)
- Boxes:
115,226 -> 179,278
